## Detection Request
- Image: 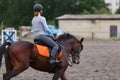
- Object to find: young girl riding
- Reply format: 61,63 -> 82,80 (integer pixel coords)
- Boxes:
31,3 -> 61,64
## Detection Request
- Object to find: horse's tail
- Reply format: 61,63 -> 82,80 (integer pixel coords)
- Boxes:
0,42 -> 11,68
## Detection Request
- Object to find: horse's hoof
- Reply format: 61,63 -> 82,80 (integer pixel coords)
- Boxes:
3,73 -> 10,80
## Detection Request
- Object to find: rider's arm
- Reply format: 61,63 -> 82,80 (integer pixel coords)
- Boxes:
40,17 -> 54,37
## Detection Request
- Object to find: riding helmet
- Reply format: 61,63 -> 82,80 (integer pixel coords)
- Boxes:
33,3 -> 43,11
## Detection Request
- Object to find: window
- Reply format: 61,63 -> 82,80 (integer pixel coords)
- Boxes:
110,25 -> 117,37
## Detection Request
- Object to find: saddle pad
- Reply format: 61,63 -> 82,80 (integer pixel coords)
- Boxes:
36,44 -> 62,59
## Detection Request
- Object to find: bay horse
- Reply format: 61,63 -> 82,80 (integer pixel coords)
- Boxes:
0,33 -> 84,80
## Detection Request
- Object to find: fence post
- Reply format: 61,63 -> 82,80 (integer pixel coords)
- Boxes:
92,32 -> 94,40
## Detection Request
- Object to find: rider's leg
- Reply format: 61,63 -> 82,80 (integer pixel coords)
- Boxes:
34,34 -> 61,64
48,43 -> 61,64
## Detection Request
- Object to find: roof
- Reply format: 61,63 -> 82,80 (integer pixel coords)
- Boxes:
56,14 -> 120,20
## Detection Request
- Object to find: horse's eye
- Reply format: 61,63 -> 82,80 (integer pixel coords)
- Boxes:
79,46 -> 81,50
78,45 -> 82,51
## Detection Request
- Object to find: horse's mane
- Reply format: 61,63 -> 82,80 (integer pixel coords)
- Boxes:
57,33 -> 77,41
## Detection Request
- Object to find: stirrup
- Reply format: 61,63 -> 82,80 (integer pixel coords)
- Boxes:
48,58 -> 61,64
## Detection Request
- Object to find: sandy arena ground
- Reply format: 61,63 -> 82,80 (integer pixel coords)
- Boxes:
0,40 -> 120,80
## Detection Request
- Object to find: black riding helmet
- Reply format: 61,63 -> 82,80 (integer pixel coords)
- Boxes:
33,4 -> 43,11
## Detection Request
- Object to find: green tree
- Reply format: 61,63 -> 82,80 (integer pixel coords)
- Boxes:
3,0 -> 35,28
0,0 -> 8,29
115,7 -> 120,14
0,0 -> 110,29
40,0 -> 109,20
79,0 -> 109,14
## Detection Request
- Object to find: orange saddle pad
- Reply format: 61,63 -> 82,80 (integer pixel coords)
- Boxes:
36,44 -> 62,59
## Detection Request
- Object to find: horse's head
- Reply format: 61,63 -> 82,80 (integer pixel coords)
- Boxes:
70,37 -> 84,64
57,33 -> 84,64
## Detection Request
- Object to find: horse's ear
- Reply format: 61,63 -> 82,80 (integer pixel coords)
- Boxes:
80,37 -> 84,43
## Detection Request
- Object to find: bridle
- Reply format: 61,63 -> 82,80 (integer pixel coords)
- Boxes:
56,37 -> 83,67
68,43 -> 83,67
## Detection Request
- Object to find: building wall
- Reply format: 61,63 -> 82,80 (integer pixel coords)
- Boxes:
58,19 -> 120,39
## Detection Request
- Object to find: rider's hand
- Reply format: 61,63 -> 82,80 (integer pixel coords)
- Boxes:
50,36 -> 56,40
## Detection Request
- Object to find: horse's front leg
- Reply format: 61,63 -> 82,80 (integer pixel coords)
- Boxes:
52,65 -> 68,80
60,72 -> 67,80
52,68 -> 64,80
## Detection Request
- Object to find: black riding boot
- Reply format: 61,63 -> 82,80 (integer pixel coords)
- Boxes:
48,47 -> 61,64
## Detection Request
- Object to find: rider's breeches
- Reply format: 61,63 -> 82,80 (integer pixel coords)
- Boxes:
34,34 -> 59,58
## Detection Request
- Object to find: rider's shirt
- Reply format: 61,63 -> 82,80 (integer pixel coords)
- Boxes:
31,15 -> 53,37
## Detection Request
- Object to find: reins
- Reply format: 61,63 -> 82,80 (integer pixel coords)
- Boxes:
57,41 -> 73,67
67,54 -> 73,67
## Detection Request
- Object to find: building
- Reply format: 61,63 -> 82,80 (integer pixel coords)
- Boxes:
19,26 -> 31,36
56,14 -> 120,40
105,0 -> 120,14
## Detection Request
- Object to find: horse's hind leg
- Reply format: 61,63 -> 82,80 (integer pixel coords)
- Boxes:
4,51 -> 13,72
3,65 -> 29,80
3,62 -> 29,80
3,53 -> 30,80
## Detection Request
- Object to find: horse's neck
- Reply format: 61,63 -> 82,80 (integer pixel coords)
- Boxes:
58,40 -> 73,53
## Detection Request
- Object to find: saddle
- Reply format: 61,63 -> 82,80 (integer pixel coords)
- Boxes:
36,44 -> 62,59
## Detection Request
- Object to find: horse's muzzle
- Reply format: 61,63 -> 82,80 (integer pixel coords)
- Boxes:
72,57 -> 80,64
73,60 -> 80,64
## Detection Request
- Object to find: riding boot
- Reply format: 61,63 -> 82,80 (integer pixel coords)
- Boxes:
48,48 -> 61,64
